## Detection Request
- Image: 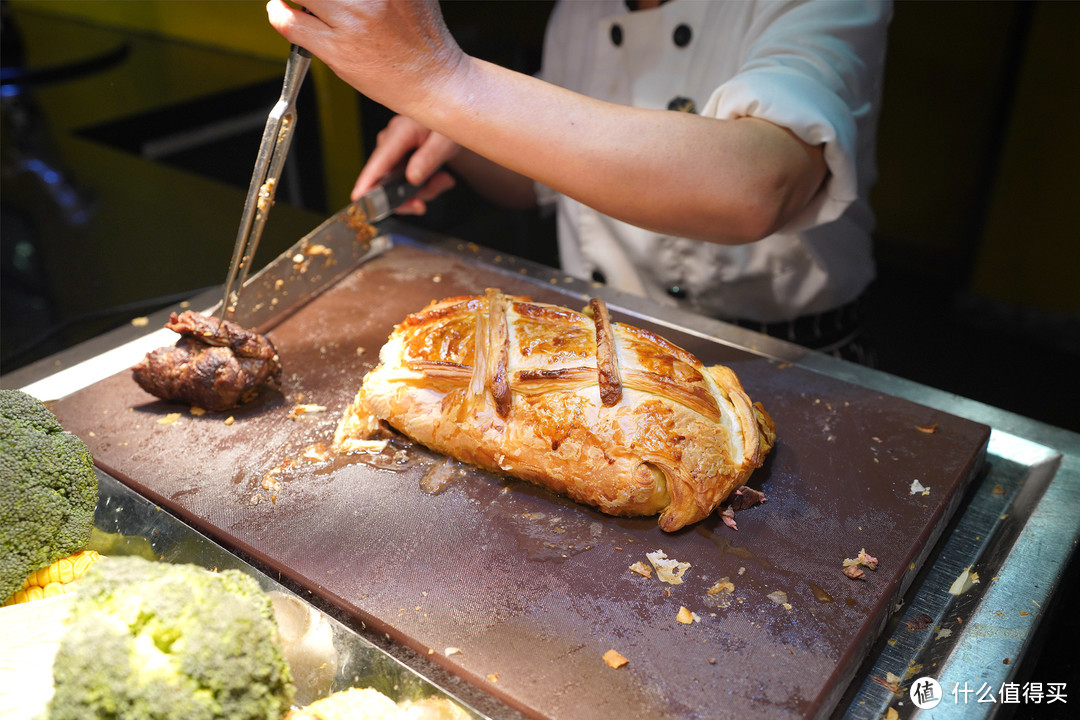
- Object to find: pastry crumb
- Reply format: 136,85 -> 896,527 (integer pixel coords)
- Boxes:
289,403 -> 327,420
948,567 -> 980,596
910,479 -> 930,496
676,606 -> 699,625
706,578 -> 735,596
766,590 -> 789,605
646,550 -> 690,585
603,649 -> 629,668
843,548 -> 878,579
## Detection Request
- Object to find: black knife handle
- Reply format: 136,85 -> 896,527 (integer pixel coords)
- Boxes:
380,161 -> 423,209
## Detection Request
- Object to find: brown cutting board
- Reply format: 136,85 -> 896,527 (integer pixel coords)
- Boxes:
51,243 -> 989,720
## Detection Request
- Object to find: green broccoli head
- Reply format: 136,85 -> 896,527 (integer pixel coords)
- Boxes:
0,389 -> 98,600
48,556 -> 296,720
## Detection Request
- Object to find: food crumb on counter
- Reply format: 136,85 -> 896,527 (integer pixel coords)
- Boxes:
907,613 -> 933,631
445,647 -> 462,656
910,479 -> 930,496
948,566 -> 980,596
289,403 -> 327,420
729,485 -> 768,510
843,565 -> 864,580
646,550 -> 691,585
157,413 -> 182,426
302,444 -> 331,463
130,316 -> 149,327
873,671 -> 903,694
628,561 -> 652,579
707,578 -> 735,596
224,416 -> 235,425
603,649 -> 629,668
766,590 -> 788,606
719,506 -> 738,530
190,406 -> 206,416
843,548 -> 879,580
337,437 -> 389,454
487,673 -> 499,683
676,606 -> 700,625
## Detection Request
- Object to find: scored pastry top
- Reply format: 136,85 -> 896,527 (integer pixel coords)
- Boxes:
395,289 -> 725,423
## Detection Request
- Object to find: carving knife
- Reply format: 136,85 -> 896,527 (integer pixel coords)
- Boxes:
227,165 -> 420,332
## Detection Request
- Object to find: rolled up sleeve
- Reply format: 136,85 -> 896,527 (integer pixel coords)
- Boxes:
701,0 -> 891,232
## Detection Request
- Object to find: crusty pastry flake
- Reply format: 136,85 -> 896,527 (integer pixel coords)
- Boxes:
646,550 -> 691,585
603,649 -> 629,668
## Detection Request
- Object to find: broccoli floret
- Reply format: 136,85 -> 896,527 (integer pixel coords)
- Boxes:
0,389 -> 98,601
47,556 -> 296,720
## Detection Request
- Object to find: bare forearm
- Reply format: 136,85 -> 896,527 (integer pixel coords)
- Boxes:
448,148 -> 538,211
411,58 -> 826,245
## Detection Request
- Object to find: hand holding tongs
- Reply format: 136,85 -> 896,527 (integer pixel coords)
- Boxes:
218,43 -> 312,328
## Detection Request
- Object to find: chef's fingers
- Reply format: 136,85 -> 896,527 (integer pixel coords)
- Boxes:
353,115 -> 443,201
397,170 -> 457,215
404,132 -> 460,187
265,0 -> 325,44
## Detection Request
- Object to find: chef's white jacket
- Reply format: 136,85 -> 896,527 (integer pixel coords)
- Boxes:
535,0 -> 892,323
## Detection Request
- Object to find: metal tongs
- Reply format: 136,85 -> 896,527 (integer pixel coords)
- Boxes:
217,43 -> 312,328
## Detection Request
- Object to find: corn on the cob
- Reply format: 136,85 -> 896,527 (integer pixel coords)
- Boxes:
2,550 -> 101,606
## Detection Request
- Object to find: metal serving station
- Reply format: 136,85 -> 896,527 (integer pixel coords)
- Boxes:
4,221 -> 1078,720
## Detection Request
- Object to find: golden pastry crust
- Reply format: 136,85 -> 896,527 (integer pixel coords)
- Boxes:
335,290 -> 775,531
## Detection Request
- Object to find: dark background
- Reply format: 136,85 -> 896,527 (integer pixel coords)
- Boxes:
1,0 -> 1077,712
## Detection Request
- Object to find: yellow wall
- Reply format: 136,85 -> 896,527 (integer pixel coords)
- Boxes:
11,0 -> 288,60
11,0 -> 364,211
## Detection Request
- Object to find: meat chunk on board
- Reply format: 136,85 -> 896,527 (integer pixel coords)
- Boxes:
132,311 -> 282,412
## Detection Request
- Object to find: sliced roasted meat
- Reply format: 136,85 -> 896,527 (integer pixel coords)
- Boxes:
132,311 -> 282,412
